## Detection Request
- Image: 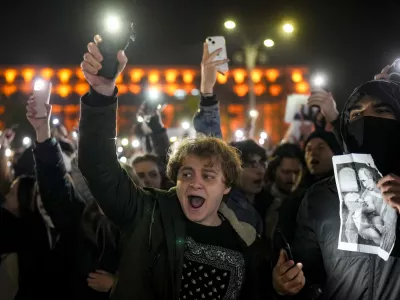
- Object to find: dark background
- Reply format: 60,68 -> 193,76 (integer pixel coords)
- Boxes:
1,0 -> 400,109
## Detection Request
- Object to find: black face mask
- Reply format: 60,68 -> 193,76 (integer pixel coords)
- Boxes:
345,116 -> 400,176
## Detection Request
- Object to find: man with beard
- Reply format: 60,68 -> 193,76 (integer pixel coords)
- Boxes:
273,79 -> 400,299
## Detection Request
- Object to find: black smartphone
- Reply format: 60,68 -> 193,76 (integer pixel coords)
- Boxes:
97,17 -> 136,79
275,229 -> 294,261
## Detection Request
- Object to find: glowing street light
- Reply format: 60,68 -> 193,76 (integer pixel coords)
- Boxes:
224,20 -> 236,30
52,118 -> 60,125
283,23 -> 294,33
119,156 -> 127,163
117,146 -> 124,153
263,39 -> 275,48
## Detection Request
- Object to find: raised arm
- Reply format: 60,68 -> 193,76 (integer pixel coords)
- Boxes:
25,96 -> 85,232
193,43 -> 227,138
78,36 -> 153,230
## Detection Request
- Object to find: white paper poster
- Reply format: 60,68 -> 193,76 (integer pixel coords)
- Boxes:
333,154 -> 397,261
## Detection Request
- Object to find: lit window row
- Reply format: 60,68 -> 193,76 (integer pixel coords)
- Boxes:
0,67 -> 308,85
0,81 -> 310,98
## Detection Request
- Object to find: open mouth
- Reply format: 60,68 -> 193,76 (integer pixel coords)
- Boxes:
311,159 -> 319,165
188,195 -> 206,209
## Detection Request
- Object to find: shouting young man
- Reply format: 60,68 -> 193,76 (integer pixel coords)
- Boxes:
78,36 -> 273,300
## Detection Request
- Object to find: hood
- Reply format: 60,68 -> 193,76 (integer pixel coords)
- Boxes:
340,80 -> 400,152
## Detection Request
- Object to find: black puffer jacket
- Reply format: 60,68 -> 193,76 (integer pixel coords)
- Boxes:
292,80 -> 400,300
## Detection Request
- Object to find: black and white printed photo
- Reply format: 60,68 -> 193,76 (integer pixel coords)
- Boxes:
333,154 -> 397,260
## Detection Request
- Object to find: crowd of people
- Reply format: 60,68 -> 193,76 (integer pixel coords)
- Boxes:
1,35 -> 400,300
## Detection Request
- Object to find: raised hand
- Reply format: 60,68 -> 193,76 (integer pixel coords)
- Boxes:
272,250 -> 305,295
26,95 -> 51,143
81,35 -> 128,97
200,42 -> 229,94
307,88 -> 339,123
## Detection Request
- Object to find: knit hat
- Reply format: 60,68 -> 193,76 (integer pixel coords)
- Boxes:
304,130 -> 342,155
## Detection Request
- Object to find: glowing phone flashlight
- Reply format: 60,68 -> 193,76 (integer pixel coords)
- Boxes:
97,15 -> 136,79
34,80 -> 45,91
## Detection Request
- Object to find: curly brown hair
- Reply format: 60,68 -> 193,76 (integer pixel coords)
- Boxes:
166,136 -> 242,187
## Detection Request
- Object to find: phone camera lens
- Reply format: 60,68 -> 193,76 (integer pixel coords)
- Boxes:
212,41 -> 215,44
208,38 -> 212,41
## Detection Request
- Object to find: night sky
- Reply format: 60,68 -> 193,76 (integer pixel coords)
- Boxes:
2,0 -> 400,108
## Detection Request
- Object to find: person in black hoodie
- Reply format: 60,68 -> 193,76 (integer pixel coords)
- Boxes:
273,79 -> 400,299
26,95 -> 122,299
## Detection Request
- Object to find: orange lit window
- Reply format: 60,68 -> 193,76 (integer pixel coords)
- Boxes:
5,69 -> 17,84
165,69 -> 178,83
233,84 -> 249,97
3,85 -> 17,96
266,69 -> 280,82
291,70 -> 303,83
165,84 -> 179,96
129,69 -> 144,83
217,72 -> 228,84
295,82 -> 310,94
58,69 -> 72,83
75,83 -> 89,96
148,71 -> 160,84
57,84 -> 71,98
41,68 -> 54,80
233,69 -> 246,84
22,68 -> 35,82
269,84 -> 282,96
117,84 -> 128,94
129,84 -> 141,94
254,84 -> 266,96
251,69 -> 263,83
182,71 -> 195,84
76,68 -> 85,81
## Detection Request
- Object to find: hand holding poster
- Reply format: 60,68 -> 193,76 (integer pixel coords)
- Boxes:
333,154 -> 397,261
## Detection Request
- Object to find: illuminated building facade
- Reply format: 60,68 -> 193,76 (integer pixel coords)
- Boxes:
0,66 -> 309,144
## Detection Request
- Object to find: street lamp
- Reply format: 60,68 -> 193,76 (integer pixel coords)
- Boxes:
224,20 -> 296,138
263,39 -> 275,48
224,20 -> 236,30
283,23 -> 294,33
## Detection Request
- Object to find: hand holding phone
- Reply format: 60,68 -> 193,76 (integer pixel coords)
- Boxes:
32,79 -> 52,118
205,36 -> 229,74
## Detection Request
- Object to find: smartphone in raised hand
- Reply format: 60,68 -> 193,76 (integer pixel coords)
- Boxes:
33,79 -> 52,118
206,36 -> 229,74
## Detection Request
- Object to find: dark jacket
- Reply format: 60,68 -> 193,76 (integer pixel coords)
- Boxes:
33,138 -> 120,300
292,80 -> 400,300
78,88 -> 273,300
